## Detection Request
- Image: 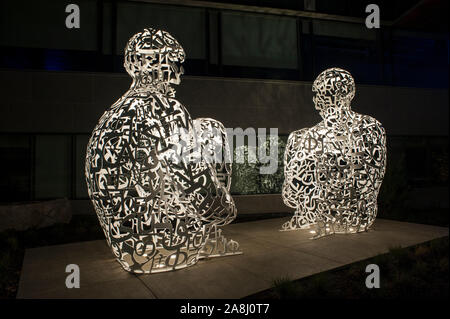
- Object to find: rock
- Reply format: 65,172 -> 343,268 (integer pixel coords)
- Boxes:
0,199 -> 72,232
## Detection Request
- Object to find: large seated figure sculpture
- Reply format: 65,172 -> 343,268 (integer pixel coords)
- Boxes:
281,68 -> 386,238
85,28 -> 240,274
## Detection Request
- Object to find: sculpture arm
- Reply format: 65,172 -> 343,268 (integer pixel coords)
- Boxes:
192,117 -> 236,226
193,118 -> 232,191
356,116 -> 387,185
282,129 -> 306,208
147,98 -> 236,225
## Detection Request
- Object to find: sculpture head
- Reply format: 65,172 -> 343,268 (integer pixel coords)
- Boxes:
124,28 -> 185,92
312,68 -> 355,121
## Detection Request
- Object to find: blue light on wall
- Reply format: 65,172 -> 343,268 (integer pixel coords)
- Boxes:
44,50 -> 65,71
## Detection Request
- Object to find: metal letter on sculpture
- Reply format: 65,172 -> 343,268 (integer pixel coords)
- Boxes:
281,68 -> 386,238
85,28 -> 241,273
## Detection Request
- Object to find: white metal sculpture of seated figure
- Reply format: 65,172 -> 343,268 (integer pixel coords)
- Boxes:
85,28 -> 240,274
281,68 -> 387,238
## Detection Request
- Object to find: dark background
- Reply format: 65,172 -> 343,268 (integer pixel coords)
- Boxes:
0,0 -> 448,214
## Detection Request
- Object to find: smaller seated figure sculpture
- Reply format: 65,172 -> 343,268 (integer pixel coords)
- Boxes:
281,68 -> 387,238
85,28 -> 240,274
193,118 -> 241,258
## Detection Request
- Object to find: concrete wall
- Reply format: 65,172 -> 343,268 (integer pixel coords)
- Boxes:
0,69 -> 448,136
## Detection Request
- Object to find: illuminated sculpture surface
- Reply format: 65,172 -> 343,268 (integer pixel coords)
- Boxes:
85,28 -> 240,273
282,68 -> 386,238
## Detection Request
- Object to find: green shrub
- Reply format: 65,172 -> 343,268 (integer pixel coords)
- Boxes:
231,136 -> 286,195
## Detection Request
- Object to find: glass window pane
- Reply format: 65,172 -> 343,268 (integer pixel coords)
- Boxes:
312,20 -> 376,41
116,3 -> 206,59
392,34 -> 449,88
312,21 -> 378,84
0,0 -> 98,51
35,135 -> 71,199
222,12 -> 298,69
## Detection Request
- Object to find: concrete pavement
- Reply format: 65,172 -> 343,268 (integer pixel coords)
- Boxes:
17,217 -> 449,299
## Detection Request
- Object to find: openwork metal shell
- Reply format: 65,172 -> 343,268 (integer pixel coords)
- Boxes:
282,68 -> 387,238
85,28 -> 240,273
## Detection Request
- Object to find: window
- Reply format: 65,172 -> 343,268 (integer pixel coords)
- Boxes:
392,32 -> 449,88
116,3 -> 206,59
221,12 -> 298,69
312,20 -> 380,84
0,0 -> 98,51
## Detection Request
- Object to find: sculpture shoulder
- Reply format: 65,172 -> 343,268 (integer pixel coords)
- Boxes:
287,128 -> 308,146
355,113 -> 386,137
357,113 -> 383,126
286,124 -> 327,152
